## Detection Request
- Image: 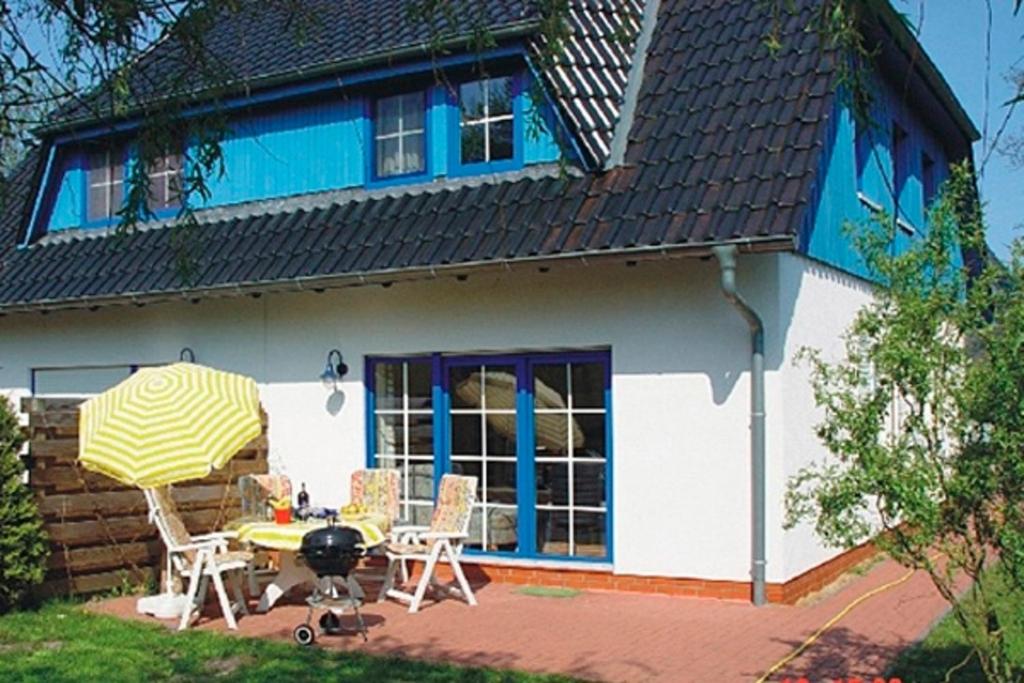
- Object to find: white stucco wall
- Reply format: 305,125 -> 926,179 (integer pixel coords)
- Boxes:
0,252 -> 869,584
775,253 -> 876,581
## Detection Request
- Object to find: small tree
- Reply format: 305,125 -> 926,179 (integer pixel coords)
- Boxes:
0,395 -> 48,613
787,162 -> 1024,682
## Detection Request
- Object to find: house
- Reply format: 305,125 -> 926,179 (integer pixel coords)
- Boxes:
0,0 -> 978,604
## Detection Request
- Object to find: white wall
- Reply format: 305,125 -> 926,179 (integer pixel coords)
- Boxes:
775,254 -> 876,581
0,253 -> 860,583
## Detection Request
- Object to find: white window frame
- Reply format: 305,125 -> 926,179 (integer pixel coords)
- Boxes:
459,76 -> 515,164
374,92 -> 426,178
87,147 -> 125,221
533,363 -> 608,557
147,153 -> 182,211
373,361 -> 435,524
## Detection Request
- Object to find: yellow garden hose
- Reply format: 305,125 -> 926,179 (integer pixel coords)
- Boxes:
754,565 -> 917,683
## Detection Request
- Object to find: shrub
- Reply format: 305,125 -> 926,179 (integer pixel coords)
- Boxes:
0,395 -> 48,612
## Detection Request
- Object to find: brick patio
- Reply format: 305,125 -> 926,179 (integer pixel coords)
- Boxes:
90,557 -> 955,682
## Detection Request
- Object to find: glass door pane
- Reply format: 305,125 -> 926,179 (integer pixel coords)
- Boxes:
448,362 -> 519,552
373,360 -> 435,526
533,361 -> 608,558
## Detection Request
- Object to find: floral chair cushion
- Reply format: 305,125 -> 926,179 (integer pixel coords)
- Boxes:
351,468 -> 400,521
429,474 -> 477,535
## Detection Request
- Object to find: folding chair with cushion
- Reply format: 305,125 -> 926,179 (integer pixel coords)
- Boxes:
145,487 -> 254,630
236,473 -> 292,593
350,468 -> 400,526
379,474 -> 478,613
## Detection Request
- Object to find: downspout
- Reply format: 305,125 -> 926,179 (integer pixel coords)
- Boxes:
711,245 -> 767,606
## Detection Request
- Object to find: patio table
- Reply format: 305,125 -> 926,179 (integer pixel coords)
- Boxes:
237,516 -> 387,612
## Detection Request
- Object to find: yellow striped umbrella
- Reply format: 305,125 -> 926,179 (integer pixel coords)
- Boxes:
79,363 -> 261,487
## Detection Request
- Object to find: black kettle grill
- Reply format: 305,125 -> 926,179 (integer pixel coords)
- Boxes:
293,520 -> 369,646
298,522 -> 365,577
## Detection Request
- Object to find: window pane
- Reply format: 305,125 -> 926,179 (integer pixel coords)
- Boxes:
534,364 -> 569,409
408,414 -> 434,455
374,363 -> 403,410
536,461 -> 569,505
376,137 -> 401,177
408,503 -> 433,526
538,510 -> 569,556
574,414 -> 606,458
450,366 -> 481,409
452,459 -> 482,484
87,183 -> 108,221
109,178 -> 124,216
460,123 -> 486,164
483,366 -> 516,410
459,80 -> 486,122
486,417 -> 516,456
408,462 -> 434,499
465,506 -> 484,548
403,131 -> 425,174
488,462 -> 517,503
573,462 -> 606,507
407,361 -> 432,410
489,118 -> 514,161
488,506 -> 518,551
572,363 -> 605,409
574,512 -> 606,557
535,413 -> 570,456
489,77 -> 514,116
402,92 -> 425,130
377,96 -> 401,135
375,414 -> 403,454
450,414 -> 482,455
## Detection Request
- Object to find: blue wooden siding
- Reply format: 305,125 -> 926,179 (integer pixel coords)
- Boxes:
38,70 -> 563,233
43,151 -> 86,232
801,79 -> 952,280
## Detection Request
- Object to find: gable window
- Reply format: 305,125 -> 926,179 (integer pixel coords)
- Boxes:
891,122 -> 908,212
374,92 -> 426,178
922,152 -> 937,210
87,145 -> 125,222
459,76 -> 514,165
147,152 -> 183,211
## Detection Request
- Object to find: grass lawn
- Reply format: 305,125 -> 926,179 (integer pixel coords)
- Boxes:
0,601 -> 580,683
888,571 -> 1024,682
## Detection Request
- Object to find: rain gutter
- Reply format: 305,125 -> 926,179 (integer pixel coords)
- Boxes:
0,235 -> 795,315
712,244 -> 767,606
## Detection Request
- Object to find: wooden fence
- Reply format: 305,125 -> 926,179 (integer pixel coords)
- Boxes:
23,397 -> 269,598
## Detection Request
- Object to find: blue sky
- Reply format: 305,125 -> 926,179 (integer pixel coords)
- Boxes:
913,2 -> 1022,258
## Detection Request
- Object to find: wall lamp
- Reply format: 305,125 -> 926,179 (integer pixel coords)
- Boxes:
320,349 -> 349,388
179,347 -> 196,363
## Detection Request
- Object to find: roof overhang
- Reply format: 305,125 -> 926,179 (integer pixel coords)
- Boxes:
0,235 -> 796,315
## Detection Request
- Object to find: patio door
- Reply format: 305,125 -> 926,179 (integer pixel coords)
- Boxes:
369,351 -> 611,562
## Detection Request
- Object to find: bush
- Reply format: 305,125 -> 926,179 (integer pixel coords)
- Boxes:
0,395 -> 48,613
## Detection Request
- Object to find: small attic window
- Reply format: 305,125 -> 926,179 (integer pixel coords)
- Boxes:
147,151 -> 183,212
922,152 -> 937,209
87,144 -> 126,222
374,91 -> 426,178
459,76 -> 514,164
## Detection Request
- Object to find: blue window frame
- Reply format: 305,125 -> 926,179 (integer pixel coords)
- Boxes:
448,73 -> 524,177
366,349 -> 612,563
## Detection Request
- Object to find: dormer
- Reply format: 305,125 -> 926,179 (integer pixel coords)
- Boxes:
27,51 -> 574,241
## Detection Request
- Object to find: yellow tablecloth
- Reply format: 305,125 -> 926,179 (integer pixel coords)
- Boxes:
236,517 -> 387,551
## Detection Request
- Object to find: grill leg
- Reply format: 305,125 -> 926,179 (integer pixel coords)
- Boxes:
351,600 -> 368,642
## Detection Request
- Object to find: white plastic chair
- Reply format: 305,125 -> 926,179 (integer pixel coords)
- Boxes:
379,474 -> 478,613
145,487 -> 253,630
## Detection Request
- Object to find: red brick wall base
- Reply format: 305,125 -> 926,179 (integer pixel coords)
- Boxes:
389,542 -> 877,605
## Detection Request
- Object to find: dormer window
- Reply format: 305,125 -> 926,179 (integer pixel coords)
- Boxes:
87,145 -> 125,222
374,92 -> 426,178
459,76 -> 514,165
147,152 -> 183,212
